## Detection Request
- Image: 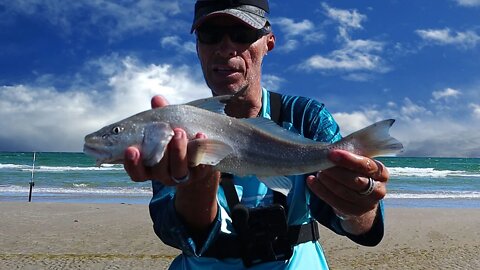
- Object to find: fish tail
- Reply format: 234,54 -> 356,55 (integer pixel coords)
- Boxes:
335,119 -> 403,157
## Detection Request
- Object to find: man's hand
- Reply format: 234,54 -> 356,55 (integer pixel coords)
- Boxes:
123,95 -> 192,185
123,95 -> 219,234
306,149 -> 389,235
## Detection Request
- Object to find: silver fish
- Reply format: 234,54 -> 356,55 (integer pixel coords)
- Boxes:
84,96 -> 403,195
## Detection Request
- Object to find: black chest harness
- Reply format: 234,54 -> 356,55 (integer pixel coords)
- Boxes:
204,92 -> 320,267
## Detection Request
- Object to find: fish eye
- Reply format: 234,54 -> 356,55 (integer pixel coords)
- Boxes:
111,126 -> 124,135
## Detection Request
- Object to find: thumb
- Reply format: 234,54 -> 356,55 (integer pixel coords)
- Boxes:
151,95 -> 169,109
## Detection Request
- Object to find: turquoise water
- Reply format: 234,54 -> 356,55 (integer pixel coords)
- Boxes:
0,152 -> 479,208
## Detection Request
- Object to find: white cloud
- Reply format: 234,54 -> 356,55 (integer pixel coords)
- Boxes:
273,18 -> 315,37
261,74 -> 285,91
330,98 -> 480,157
400,98 -> 432,121
0,56 -> 211,152
4,0 -> 186,39
432,88 -> 461,101
322,3 -> 366,29
276,39 -> 300,53
303,36 -> 386,72
271,17 -> 324,53
332,110 -> 381,136
300,5 -> 388,77
415,28 -> 480,49
161,36 -> 196,54
455,0 -> 480,7
470,103 -> 480,118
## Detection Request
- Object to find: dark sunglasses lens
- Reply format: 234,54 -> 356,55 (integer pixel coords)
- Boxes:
197,27 -> 266,44
230,29 -> 259,43
197,30 -> 222,44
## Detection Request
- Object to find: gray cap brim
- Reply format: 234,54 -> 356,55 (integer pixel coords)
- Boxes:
191,5 -> 268,33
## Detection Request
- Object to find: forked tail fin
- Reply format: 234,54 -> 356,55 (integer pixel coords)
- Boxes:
336,119 -> 404,157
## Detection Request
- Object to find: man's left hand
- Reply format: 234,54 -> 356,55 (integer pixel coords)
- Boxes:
306,149 -> 389,234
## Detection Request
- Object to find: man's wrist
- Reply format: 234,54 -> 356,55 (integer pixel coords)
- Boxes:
337,204 -> 379,236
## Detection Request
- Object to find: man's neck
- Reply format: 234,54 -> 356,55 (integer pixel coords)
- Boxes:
224,86 -> 263,119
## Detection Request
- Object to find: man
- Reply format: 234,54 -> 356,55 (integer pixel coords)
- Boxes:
124,0 -> 389,269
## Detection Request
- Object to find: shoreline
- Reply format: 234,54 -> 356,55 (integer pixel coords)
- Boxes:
2,195 -> 479,209
1,202 -> 479,269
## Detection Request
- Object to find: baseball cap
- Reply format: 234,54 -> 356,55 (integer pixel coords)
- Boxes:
191,0 -> 270,33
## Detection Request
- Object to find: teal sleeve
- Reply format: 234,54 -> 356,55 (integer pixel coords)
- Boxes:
149,181 -> 223,256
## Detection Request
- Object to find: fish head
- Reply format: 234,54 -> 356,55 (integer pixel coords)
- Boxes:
83,119 -> 144,165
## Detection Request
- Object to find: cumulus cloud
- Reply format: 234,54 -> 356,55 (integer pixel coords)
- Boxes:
302,28 -> 387,74
3,0 -> 187,39
331,98 -> 480,157
332,110 -> 382,135
261,74 -> 285,92
161,36 -> 196,54
415,28 -> 480,49
273,18 -> 315,37
470,103 -> 480,118
455,0 -> 480,7
300,5 -> 388,78
0,56 -> 210,152
271,17 -> 324,53
304,38 -> 385,72
432,88 -> 461,101
322,3 -> 366,29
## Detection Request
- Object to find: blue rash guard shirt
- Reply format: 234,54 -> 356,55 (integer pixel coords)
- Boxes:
149,88 -> 385,269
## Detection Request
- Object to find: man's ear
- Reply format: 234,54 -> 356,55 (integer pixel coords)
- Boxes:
266,33 -> 275,52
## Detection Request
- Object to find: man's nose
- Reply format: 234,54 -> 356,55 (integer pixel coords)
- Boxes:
215,35 -> 238,57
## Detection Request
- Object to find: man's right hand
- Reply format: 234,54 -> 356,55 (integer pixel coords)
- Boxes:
123,95 -> 190,185
123,95 -> 220,233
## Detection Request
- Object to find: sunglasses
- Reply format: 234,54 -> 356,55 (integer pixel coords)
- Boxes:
196,25 -> 270,44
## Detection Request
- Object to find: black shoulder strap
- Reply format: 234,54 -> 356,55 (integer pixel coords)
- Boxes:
268,91 -> 288,208
269,91 -> 282,125
220,173 -> 238,211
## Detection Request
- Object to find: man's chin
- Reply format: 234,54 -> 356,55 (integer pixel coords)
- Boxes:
211,84 -> 248,96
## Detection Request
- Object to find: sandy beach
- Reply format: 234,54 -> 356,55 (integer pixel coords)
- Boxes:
0,202 -> 478,269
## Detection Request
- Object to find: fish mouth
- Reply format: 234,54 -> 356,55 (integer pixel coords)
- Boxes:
83,145 -> 111,165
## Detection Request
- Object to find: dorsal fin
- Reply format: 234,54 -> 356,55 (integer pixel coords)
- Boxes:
186,95 -> 233,115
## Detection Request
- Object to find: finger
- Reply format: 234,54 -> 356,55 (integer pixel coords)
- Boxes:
169,128 -> 189,180
328,150 -> 389,182
146,148 -> 178,185
312,173 -> 374,206
124,147 -> 149,182
321,165 -> 387,201
195,132 -> 207,139
306,175 -> 366,216
151,95 -> 169,109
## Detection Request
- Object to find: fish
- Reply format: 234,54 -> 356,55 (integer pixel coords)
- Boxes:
84,95 -> 403,195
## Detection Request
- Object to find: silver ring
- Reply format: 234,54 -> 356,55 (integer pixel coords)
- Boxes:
359,178 -> 376,196
171,171 -> 190,184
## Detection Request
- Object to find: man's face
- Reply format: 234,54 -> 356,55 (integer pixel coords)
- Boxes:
196,16 -> 273,96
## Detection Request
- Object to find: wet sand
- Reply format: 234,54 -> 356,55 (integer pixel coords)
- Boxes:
0,202 -> 478,269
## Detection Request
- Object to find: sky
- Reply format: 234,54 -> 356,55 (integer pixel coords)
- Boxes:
1,0 -> 480,157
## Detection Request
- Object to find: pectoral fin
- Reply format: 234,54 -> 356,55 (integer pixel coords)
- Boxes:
258,176 -> 292,196
187,139 -> 233,166
142,122 -> 174,166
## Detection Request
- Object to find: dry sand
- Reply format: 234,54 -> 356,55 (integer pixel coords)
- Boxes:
0,202 -> 479,269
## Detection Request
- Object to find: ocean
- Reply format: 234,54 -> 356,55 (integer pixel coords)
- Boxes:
0,152 -> 479,208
